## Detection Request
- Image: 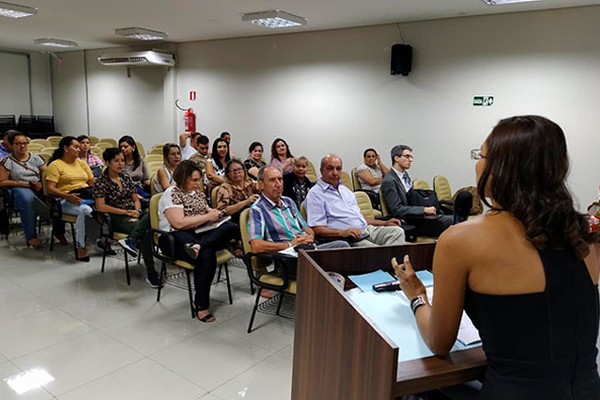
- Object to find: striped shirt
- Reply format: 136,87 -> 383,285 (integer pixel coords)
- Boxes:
248,194 -> 306,242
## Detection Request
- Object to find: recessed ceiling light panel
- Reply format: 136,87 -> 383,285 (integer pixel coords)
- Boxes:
481,0 -> 542,4
34,38 -> 79,48
242,9 -> 307,29
115,27 -> 168,41
0,1 -> 36,18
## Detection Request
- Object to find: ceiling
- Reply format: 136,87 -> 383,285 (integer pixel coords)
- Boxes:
2,0 -> 600,52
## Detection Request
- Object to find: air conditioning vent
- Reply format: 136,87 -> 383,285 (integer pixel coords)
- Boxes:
97,51 -> 175,67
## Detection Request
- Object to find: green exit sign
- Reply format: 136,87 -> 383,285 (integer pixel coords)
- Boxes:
473,96 -> 494,106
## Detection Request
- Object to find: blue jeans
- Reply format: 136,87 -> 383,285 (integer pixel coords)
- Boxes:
11,187 -> 39,240
60,199 -> 93,248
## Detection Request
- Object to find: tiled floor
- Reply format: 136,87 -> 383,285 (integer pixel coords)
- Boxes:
0,232 -> 294,400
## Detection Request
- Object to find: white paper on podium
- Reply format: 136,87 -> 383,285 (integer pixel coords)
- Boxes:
348,290 -> 471,362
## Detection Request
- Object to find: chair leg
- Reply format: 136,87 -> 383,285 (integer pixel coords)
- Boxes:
185,269 -> 195,319
124,248 -> 130,286
276,292 -> 285,316
49,221 -> 55,252
223,263 -> 232,305
69,223 -> 77,258
156,262 -> 166,302
248,287 -> 262,333
100,238 -> 108,273
216,263 -> 223,283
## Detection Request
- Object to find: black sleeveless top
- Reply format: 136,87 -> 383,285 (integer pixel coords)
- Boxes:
464,248 -> 600,400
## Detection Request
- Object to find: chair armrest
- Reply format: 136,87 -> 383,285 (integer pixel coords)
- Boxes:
243,251 -> 293,291
150,227 -> 175,263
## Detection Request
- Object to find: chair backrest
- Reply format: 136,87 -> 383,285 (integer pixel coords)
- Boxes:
351,167 -> 361,191
30,139 -> 51,148
354,191 -> 375,219
27,143 -> 45,152
341,171 -> 353,191
413,179 -> 430,190
147,161 -> 163,176
87,136 -> 99,145
149,193 -> 163,245
379,189 -> 391,217
306,160 -> 318,182
136,141 -> 146,157
211,186 -> 220,208
433,175 -> 452,202
299,202 -> 307,221
144,154 -> 163,163
98,138 -> 118,147
95,142 -> 113,151
239,208 -> 271,276
89,145 -> 103,157
148,146 -> 163,155
46,136 -> 63,147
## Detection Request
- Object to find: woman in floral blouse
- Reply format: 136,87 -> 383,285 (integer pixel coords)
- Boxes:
93,147 -> 160,288
216,159 -> 260,225
158,160 -> 237,322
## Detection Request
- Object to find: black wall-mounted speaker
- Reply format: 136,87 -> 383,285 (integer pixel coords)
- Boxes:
390,44 -> 413,76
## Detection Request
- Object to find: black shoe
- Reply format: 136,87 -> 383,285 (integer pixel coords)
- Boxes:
146,273 -> 163,289
97,239 -> 117,256
118,238 -> 139,257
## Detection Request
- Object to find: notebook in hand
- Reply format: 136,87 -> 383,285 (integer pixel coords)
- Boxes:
195,215 -> 231,233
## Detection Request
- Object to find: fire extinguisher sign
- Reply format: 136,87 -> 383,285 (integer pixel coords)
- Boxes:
189,91 -> 197,101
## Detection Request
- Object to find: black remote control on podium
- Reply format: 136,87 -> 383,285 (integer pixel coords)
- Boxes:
373,280 -> 400,292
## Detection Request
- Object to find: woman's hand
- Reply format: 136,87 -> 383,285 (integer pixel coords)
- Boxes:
65,193 -> 82,205
126,209 -> 140,219
205,208 -> 222,223
392,255 -> 427,300
246,193 -> 260,205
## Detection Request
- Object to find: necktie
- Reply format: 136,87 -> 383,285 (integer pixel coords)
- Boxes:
403,173 -> 412,188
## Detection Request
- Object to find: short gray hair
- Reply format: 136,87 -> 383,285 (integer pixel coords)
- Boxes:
257,165 -> 281,181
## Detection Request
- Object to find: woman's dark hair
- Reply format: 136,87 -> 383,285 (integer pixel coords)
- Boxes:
211,138 -> 230,170
363,148 -> 377,158
173,160 -> 201,189
248,141 -> 263,153
76,135 -> 89,143
102,147 -> 122,163
118,135 -> 141,170
49,136 -> 77,164
6,130 -> 26,146
270,138 -> 292,161
162,143 -> 181,162
478,115 -> 592,259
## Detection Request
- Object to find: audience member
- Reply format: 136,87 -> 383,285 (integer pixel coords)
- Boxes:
249,165 -> 349,254
305,155 -> 405,247
119,135 -> 150,199
179,131 -> 200,160
220,131 -> 235,157
94,147 -> 160,288
0,130 -> 12,160
356,148 -> 389,210
381,145 -> 452,237
269,138 -> 294,175
158,160 -> 238,322
0,130 -> 47,248
244,141 -> 266,179
216,159 -> 260,225
282,156 -> 314,208
189,134 -> 210,189
205,138 -> 230,190
45,136 -> 95,261
392,115 -> 600,398
152,143 -> 181,193
77,135 -> 104,178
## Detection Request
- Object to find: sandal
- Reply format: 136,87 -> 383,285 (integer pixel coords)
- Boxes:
27,238 -> 42,249
196,310 -> 216,323
184,243 -> 201,260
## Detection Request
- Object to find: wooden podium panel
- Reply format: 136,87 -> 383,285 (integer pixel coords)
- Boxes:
291,243 -> 486,400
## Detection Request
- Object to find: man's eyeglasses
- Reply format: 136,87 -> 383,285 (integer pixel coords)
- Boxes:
400,154 -> 414,160
229,168 -> 244,174
470,149 -> 486,160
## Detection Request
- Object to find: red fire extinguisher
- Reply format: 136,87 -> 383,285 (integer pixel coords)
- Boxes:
184,108 -> 196,133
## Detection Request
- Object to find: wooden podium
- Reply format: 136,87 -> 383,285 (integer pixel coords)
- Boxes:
291,243 -> 486,400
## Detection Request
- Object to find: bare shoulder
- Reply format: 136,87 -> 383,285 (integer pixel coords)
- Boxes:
436,214 -> 490,252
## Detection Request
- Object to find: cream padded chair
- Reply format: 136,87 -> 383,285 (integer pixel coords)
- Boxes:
351,168 -> 361,191
149,194 -> 233,318
239,208 -> 297,333
46,136 -> 63,147
97,138 -> 118,147
144,154 -> 163,163
341,171 -> 353,190
413,179 -> 430,190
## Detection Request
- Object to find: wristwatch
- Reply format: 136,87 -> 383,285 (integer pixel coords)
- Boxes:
410,295 -> 427,315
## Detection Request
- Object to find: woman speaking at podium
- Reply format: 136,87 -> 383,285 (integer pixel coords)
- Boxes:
393,115 -> 599,399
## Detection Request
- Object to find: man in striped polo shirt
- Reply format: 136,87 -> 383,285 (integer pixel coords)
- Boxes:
248,166 -> 349,256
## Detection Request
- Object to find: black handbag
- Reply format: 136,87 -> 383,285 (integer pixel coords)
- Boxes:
407,188 -> 441,209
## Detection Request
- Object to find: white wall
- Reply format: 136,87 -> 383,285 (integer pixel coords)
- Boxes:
49,5 -> 600,207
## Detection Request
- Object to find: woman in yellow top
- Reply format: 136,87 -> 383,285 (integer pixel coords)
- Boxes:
45,136 -> 95,261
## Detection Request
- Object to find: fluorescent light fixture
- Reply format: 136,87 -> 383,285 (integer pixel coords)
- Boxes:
34,38 -> 79,48
0,1 -> 36,18
481,0 -> 542,4
5,368 -> 55,395
115,27 -> 168,41
242,9 -> 307,29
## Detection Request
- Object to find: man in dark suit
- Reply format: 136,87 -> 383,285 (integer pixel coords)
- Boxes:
381,145 -> 452,237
